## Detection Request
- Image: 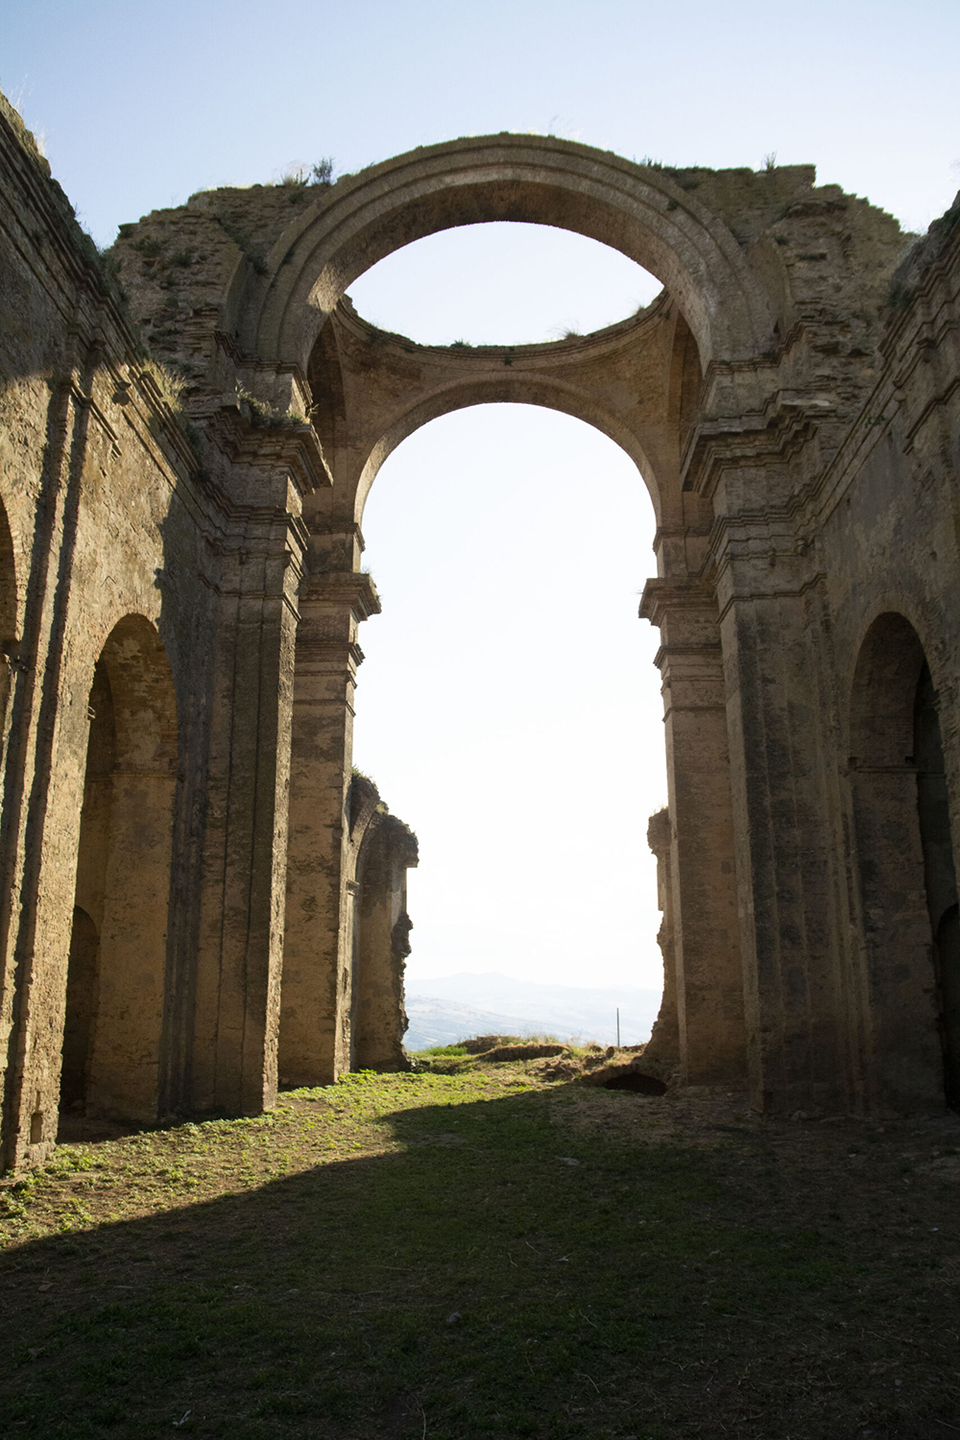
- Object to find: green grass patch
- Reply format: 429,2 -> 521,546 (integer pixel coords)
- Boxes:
0,1068 -> 958,1437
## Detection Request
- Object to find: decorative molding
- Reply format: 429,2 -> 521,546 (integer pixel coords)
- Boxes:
639,576 -> 718,627
301,570 -> 382,621
207,403 -> 332,494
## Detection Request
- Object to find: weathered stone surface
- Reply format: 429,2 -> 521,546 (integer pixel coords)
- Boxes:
1,91 -> 958,1170
352,807 -> 418,1073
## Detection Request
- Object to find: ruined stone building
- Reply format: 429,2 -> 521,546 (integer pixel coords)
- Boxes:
0,90 -> 958,1169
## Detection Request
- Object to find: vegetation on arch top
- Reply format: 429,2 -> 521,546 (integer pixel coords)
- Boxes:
108,120 -> 909,277
98,123 -> 915,458
109,141 -> 820,333
173,135 -> 826,256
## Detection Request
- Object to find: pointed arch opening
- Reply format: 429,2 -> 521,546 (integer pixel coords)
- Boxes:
60,616 -> 179,1124
850,613 -> 959,1110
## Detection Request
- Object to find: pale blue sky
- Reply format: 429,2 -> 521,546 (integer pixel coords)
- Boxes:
2,2 -> 955,991
4,0 -> 957,247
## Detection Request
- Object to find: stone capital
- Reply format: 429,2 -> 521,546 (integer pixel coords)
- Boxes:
639,576 -> 718,628
207,403 -> 332,497
293,636 -> 366,673
641,579 -> 724,704
301,570 -> 382,621
682,389 -> 835,499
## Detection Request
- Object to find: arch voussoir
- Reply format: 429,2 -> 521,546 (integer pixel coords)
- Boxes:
240,135 -> 777,370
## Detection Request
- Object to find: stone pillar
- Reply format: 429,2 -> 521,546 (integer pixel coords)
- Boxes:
640,578 -> 746,1087
279,570 -> 380,1088
189,415 -> 320,1117
642,806 -> 680,1073
353,813 -> 419,1071
713,507 -> 848,1113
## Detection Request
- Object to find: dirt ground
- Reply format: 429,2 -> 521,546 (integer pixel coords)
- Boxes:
1,1063 -> 958,1438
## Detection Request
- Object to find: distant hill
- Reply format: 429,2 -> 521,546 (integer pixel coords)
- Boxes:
404,973 -> 662,1052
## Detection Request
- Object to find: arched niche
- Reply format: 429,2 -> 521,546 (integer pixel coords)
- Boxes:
236,135 -> 777,373
61,615 -> 179,1124
849,613 -> 959,1110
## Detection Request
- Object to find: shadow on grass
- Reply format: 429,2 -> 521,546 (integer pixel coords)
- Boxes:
0,1084 -> 957,1440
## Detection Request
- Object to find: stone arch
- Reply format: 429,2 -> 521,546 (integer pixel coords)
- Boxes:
236,135 -> 777,372
849,612 -> 958,1110
353,377 -> 659,527
61,615 -> 179,1123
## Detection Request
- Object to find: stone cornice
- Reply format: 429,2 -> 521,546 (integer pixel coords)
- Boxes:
639,577 -> 718,626
651,640 -> 724,673
206,403 -> 332,495
294,635 -> 366,665
330,288 -> 675,369
301,570 -> 382,620
681,390 -> 836,497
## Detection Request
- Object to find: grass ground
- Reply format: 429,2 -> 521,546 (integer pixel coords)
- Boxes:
0,1059 -> 958,1439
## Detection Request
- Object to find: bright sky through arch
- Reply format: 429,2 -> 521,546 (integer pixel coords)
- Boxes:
351,403 -> 665,990
346,223 -> 663,346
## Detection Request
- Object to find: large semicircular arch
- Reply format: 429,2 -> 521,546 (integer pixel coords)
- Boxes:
353,375 -> 661,527
235,135 -> 777,371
